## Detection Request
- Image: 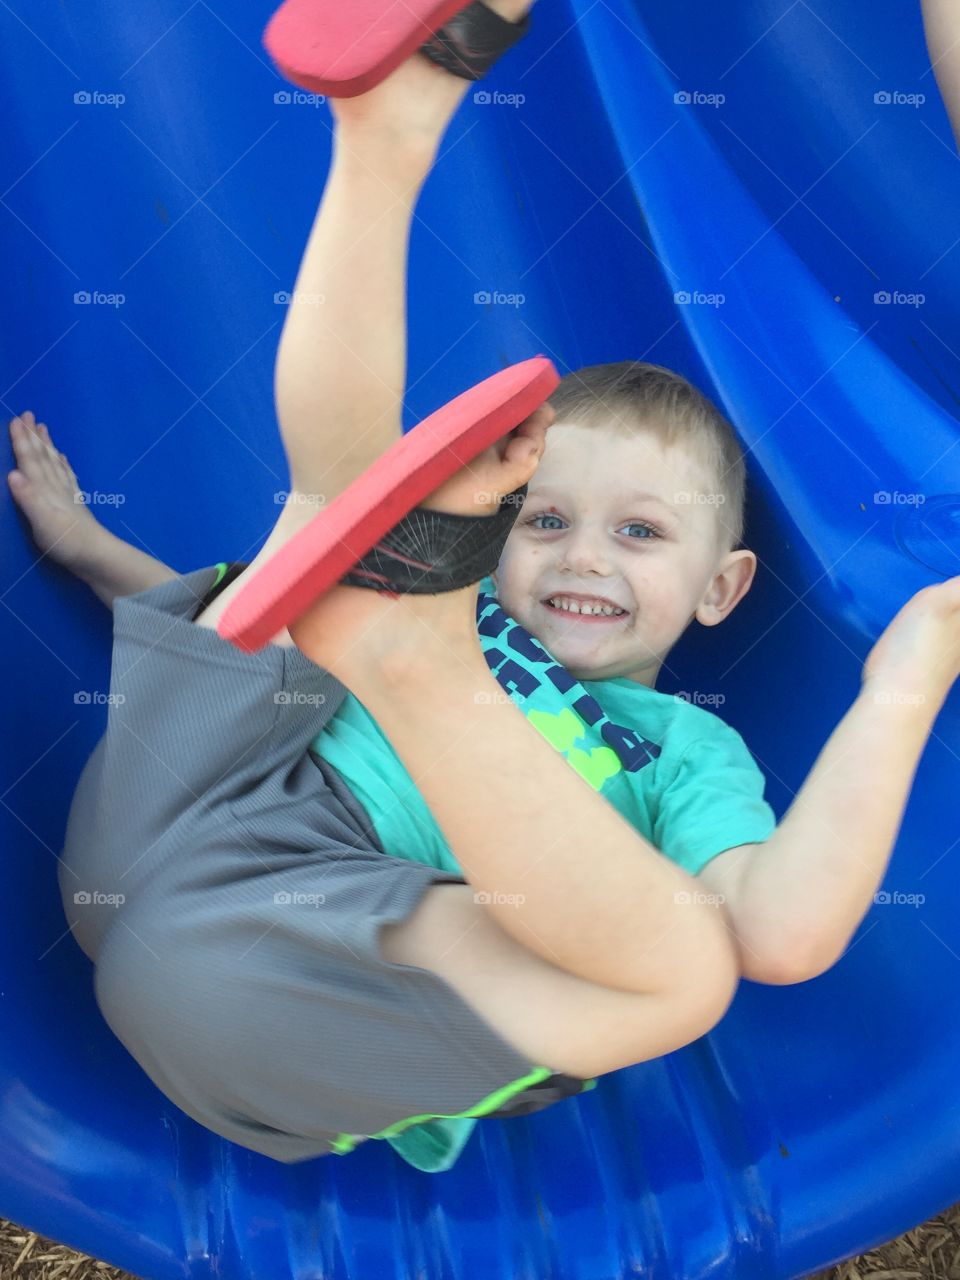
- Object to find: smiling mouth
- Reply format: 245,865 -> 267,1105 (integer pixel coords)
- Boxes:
541,600 -> 630,622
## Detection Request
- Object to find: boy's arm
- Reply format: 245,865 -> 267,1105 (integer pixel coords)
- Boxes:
733,683 -> 946,984
7,412 -> 178,610
72,526 -> 178,610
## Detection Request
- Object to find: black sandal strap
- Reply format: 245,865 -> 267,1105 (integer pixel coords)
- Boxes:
419,1 -> 532,82
194,481 -> 527,620
339,483 -> 528,597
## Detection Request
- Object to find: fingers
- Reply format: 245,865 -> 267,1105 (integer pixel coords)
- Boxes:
9,411 -> 70,483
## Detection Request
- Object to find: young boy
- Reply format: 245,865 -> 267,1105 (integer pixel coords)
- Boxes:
8,2 -> 960,1175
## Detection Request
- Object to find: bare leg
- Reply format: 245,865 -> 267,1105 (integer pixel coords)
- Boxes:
193,3 -> 544,646
922,0 -> 960,149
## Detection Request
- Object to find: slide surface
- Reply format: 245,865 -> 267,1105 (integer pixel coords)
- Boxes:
1,2 -> 958,1277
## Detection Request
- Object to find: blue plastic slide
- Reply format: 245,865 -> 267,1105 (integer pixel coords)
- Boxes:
2,2 -> 959,1277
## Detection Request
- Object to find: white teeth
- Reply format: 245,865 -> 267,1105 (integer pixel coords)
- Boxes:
547,597 -> 626,617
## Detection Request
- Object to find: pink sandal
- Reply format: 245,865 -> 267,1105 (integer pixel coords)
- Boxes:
218,356 -> 558,653
263,0 -> 533,98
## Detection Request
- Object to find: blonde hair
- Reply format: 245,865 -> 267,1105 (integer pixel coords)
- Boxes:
546,360 -> 748,554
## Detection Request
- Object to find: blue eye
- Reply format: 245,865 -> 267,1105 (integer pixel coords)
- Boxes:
524,514 -> 662,539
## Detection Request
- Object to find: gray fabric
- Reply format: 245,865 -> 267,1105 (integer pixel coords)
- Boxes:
58,566 -> 540,1163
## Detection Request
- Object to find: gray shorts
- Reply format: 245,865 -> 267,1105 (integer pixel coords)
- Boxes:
58,565 -> 591,1164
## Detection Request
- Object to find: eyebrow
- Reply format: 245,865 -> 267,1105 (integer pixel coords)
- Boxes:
532,487 -> 683,524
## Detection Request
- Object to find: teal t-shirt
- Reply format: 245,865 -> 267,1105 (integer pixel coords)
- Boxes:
309,574 -> 777,1173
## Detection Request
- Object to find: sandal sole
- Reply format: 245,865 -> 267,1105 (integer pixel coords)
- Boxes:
218,355 -> 559,652
263,0 -> 480,98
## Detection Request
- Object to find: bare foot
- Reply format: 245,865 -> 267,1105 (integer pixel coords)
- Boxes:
7,411 -> 106,571
329,1 -> 534,147
287,403 -> 554,678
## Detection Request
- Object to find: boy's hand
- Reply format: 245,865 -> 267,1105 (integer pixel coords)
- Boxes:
7,410 -> 107,573
862,575 -> 960,702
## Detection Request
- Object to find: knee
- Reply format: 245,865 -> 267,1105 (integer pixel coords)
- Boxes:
681,940 -> 741,1041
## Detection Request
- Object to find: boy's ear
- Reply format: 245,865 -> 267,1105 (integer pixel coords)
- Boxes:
696,549 -> 756,627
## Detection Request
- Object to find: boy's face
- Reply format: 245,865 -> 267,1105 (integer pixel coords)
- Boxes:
492,421 -> 757,687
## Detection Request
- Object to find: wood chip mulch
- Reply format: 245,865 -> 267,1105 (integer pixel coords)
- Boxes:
4,1202 -> 960,1278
